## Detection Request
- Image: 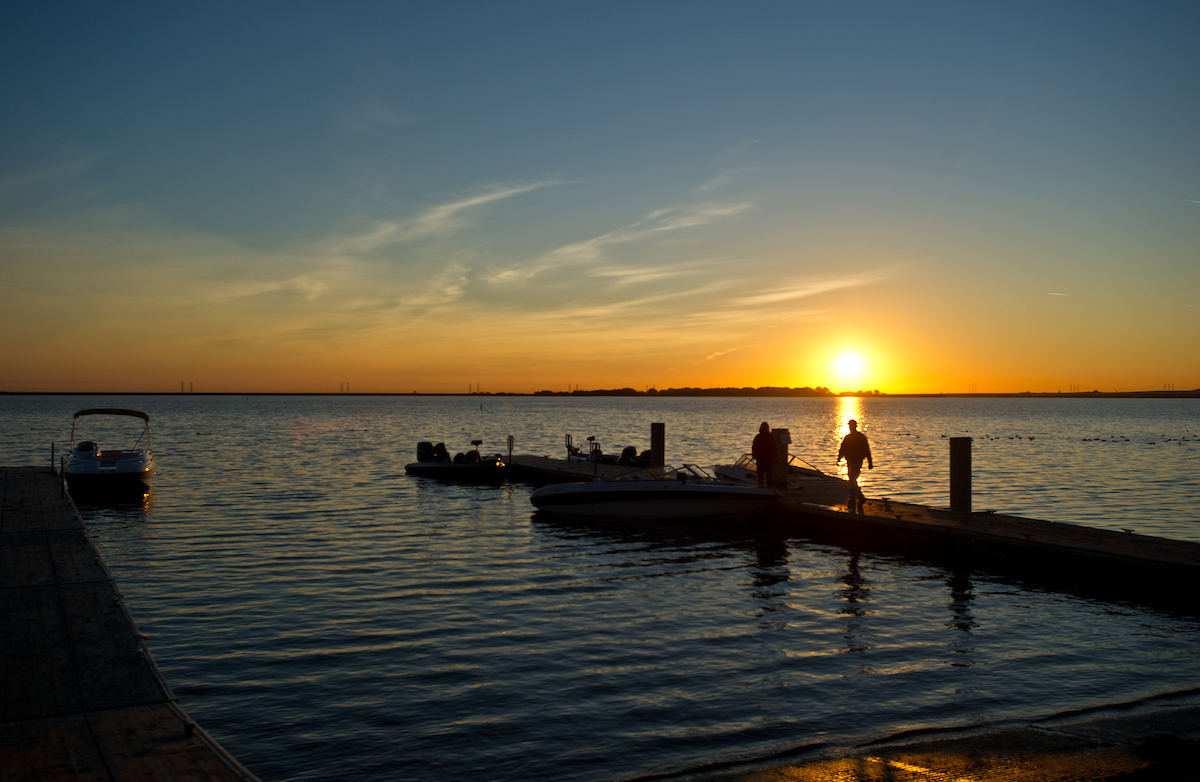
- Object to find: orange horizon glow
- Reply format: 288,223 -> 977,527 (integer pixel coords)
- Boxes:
2,319 -> 1194,396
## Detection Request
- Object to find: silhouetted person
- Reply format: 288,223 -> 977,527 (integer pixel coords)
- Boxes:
752,421 -> 777,487
837,419 -> 873,502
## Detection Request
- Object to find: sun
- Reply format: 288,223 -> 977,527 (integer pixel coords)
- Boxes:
833,351 -> 867,388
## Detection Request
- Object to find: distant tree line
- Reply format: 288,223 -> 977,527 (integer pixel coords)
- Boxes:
532,386 -> 885,397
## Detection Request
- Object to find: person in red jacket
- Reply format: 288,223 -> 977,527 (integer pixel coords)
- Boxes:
837,419 -> 873,502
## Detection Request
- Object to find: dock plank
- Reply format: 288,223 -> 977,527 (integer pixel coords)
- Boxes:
0,585 -> 81,723
60,581 -> 172,712
87,703 -> 259,782
0,529 -> 59,588
0,714 -> 110,782
0,466 -> 260,782
2,467 -> 47,533
49,528 -> 112,584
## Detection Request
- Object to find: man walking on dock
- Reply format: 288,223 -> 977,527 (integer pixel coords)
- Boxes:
837,419 -> 873,503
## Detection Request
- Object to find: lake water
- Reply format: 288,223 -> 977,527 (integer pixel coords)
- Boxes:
3,394 -> 1199,781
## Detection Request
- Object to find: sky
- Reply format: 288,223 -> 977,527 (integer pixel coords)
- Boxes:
2,1 -> 1197,394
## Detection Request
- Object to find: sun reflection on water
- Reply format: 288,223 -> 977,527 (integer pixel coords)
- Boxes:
834,396 -> 866,484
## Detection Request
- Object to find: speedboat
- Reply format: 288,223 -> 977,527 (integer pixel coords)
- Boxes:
714,453 -> 837,488
405,439 -> 506,482
65,409 -> 156,496
529,464 -> 780,521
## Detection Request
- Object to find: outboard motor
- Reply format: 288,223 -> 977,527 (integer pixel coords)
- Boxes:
417,441 -> 434,463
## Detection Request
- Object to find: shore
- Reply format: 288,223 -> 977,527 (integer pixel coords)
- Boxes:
698,690 -> 1200,782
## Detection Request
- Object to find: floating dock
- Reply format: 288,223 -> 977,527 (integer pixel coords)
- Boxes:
0,466 -> 260,782
775,494 -> 1200,597
507,453 -> 1200,598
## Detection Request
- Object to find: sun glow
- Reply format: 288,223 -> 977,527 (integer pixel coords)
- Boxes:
833,351 -> 867,388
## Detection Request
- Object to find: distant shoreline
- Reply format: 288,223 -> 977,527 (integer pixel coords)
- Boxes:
3,390 -> 1198,399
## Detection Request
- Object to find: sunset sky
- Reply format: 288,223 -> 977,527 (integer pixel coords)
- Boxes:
2,2 -> 1197,394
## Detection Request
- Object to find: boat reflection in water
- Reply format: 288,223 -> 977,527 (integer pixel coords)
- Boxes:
530,464 -> 780,522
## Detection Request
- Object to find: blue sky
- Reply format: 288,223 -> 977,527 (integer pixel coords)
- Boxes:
2,1 -> 1197,392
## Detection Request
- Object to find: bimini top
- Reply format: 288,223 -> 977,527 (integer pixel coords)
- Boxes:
73,409 -> 150,421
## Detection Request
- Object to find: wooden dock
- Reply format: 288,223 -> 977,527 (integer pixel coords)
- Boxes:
508,454 -> 1200,598
0,466 -> 261,782
774,493 -> 1200,596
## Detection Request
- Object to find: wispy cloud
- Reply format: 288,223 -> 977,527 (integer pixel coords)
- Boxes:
209,275 -> 328,303
398,262 -> 471,310
694,173 -> 734,193
328,181 -> 557,254
588,265 -> 690,286
734,269 -> 890,307
1048,292 -> 1071,296
523,280 -> 730,325
489,200 -> 751,283
706,346 -> 743,360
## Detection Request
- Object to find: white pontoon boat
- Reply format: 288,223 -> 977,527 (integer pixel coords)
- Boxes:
65,409 -> 156,496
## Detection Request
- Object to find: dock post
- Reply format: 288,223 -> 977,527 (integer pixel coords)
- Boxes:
950,437 -> 972,512
772,428 -> 791,488
650,423 -> 665,467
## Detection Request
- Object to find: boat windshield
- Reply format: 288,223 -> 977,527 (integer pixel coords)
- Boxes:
679,464 -> 716,481
732,453 -> 822,475
610,466 -> 675,481
610,464 -> 724,482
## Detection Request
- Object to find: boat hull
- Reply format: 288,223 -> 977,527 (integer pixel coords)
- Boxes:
404,462 -> 506,482
530,481 -> 779,521
65,462 -> 155,497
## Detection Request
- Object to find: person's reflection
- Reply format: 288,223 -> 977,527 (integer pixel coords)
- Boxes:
840,551 -> 871,653
946,568 -> 977,665
749,535 -> 791,627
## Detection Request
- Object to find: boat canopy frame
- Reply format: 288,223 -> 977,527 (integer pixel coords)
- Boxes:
71,408 -> 152,450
